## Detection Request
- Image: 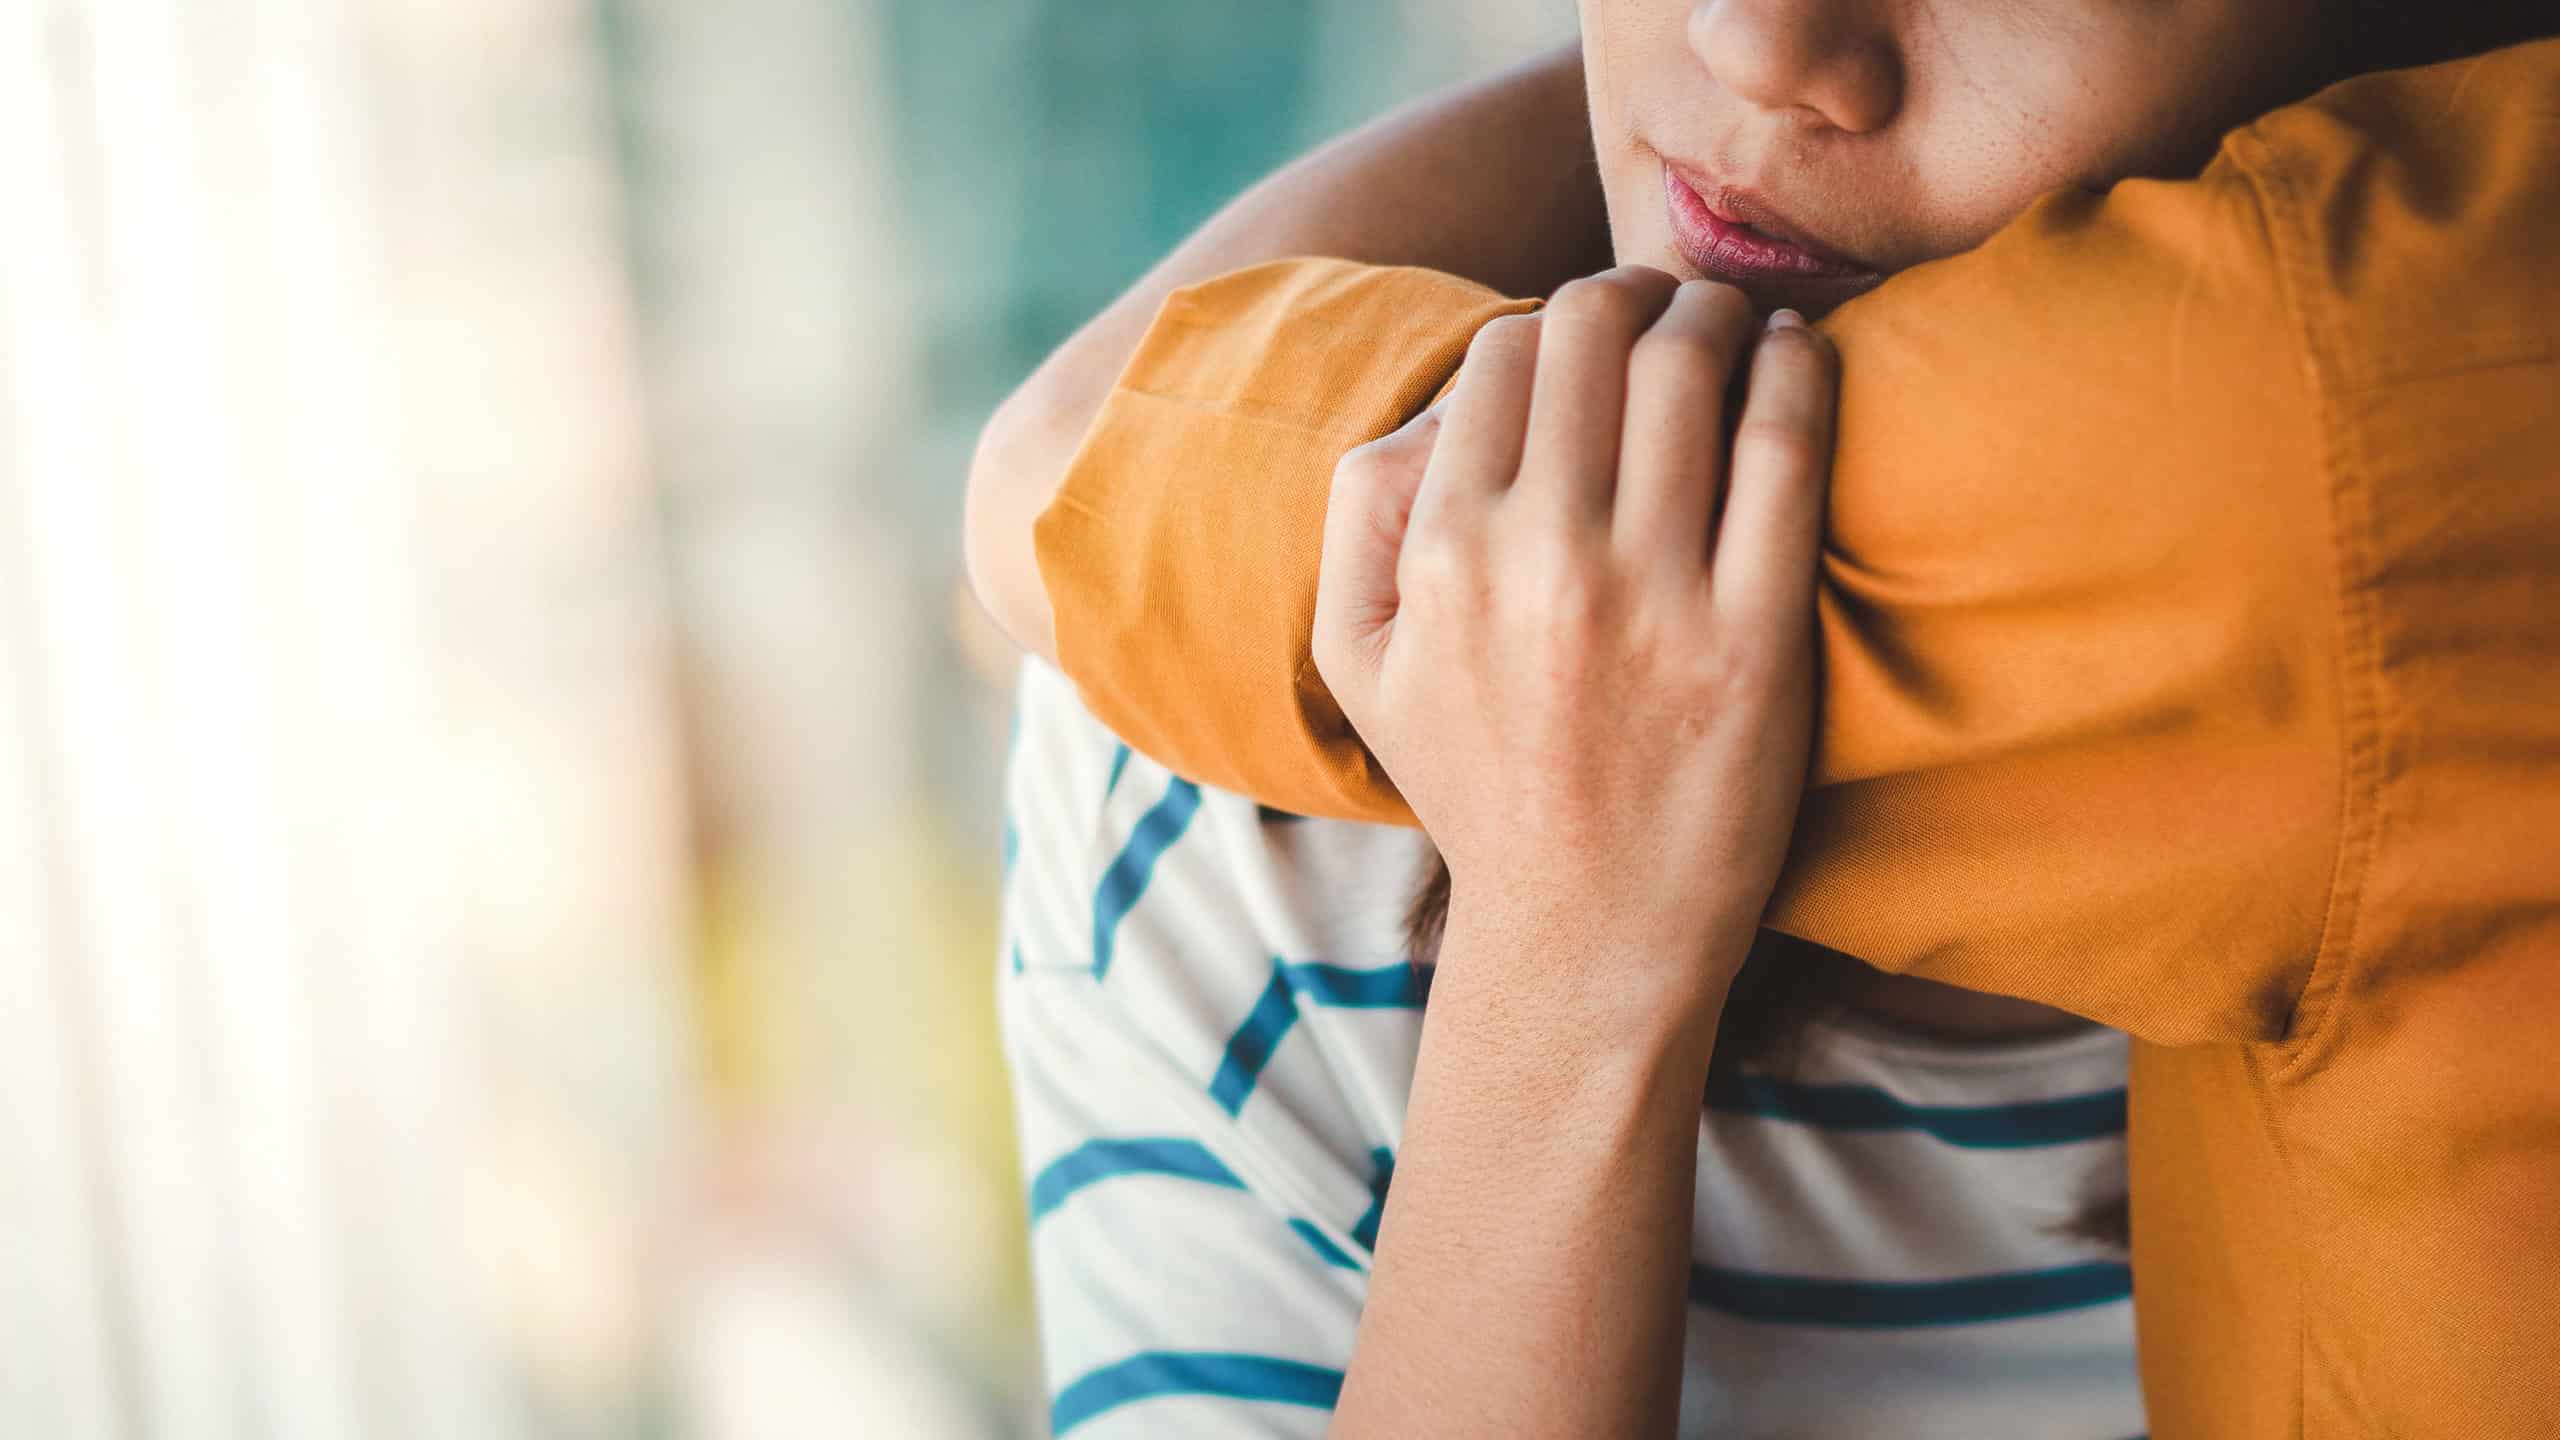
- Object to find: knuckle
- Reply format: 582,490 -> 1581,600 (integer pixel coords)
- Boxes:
1609,592 -> 1673,662
1758,321 -> 1838,378
1456,329 -> 1536,394
1396,521 -> 1477,598
1335,427 -> 1422,489
1724,631 -> 1800,694
1546,275 -> 1651,336
1672,631 -> 1755,699
1505,530 -> 1611,635
1598,264 -> 1682,302
1467,312 -> 1542,364
1702,279 -> 1759,328
1533,571 -> 1605,648
1718,624 -> 1777,676
1673,277 -> 1758,334
1331,437 -> 1388,490
1733,418 -> 1827,475
1629,325 -> 1736,396
1502,508 -> 1581,568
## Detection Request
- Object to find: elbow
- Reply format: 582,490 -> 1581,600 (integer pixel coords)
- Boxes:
962,377 -> 1072,662
959,393 -> 1016,615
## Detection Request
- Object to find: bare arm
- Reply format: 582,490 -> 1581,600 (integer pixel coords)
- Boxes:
963,43 -> 1606,661
1336,915 -> 1723,1436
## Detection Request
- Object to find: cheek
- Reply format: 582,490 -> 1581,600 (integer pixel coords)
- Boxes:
1892,26 -> 2143,248
1896,0 -> 2327,250
1590,110 -> 1684,271
1579,0 -> 1715,263
1607,191 -> 1679,271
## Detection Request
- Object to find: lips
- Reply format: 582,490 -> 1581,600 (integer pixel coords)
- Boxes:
1661,162 -> 1874,285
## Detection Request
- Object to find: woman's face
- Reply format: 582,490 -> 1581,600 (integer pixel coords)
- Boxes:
1584,0 -> 2333,314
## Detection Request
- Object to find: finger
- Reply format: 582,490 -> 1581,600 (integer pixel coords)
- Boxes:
1314,403 -> 1442,712
1419,312 -> 1543,518
1514,266 -> 1681,522
1711,313 -> 1838,629
1611,279 -> 1757,572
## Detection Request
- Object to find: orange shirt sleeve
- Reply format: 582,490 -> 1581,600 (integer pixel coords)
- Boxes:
1034,259 -> 1539,823
1038,154 -> 2337,1047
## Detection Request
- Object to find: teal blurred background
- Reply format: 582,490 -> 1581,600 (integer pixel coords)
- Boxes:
0,2 -> 1567,1436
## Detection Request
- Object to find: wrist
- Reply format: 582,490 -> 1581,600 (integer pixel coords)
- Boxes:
1430,899 -> 1740,1072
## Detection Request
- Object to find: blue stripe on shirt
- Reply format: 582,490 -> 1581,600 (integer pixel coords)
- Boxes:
1052,1352 -> 1345,1435
1210,961 -> 1428,1115
1350,1147 -> 1395,1252
1283,961 -> 1430,1008
1028,1134 -> 1357,1272
1687,1260 -> 2132,1327
1091,777 -> 1203,979
1288,1219 -> 1358,1269
1028,1138 -> 1241,1225
1705,1074 -> 2126,1148
1209,970 -> 1300,1115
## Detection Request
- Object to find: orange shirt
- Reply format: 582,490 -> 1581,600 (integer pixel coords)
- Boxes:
1033,41 -> 2560,1438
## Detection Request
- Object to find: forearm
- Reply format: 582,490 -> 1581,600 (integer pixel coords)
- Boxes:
966,43 -> 1606,660
1333,908 -> 1727,1439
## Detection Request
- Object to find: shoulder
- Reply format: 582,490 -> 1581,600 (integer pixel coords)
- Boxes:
2229,38 -> 2560,390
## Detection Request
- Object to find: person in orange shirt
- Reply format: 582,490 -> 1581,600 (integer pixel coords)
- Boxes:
970,8 -> 2559,1436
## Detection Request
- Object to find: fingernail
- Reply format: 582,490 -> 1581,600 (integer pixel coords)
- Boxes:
1766,308 -> 1806,332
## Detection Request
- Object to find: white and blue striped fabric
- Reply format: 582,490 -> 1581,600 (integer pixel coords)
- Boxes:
998,661 -> 2147,1438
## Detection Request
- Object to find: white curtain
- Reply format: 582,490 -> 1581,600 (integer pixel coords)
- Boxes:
0,2 -> 697,1437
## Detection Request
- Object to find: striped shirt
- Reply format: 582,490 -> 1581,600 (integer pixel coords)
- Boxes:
999,661 -> 2146,1438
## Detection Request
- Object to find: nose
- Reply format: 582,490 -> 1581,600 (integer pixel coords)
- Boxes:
1688,0 -> 1901,134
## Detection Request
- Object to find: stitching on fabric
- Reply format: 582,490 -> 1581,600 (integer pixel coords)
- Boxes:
2327,344 -> 2558,393
2221,130 -> 2319,1440
2225,135 -> 2379,1085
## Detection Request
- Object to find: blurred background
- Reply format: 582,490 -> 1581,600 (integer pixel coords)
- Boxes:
0,1 -> 1571,1436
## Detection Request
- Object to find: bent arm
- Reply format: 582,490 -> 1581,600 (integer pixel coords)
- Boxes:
1031,161 -> 2341,1044
964,43 -> 1604,661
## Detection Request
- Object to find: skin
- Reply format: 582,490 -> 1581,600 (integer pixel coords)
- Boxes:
967,3 -> 2393,1431
1590,0 -> 2331,316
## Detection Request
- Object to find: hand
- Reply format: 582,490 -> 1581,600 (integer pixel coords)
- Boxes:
1313,267 -> 1837,1006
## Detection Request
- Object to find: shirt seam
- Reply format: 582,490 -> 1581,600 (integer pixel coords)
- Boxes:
2226,122 -> 2388,1440
2223,132 -> 2383,1085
